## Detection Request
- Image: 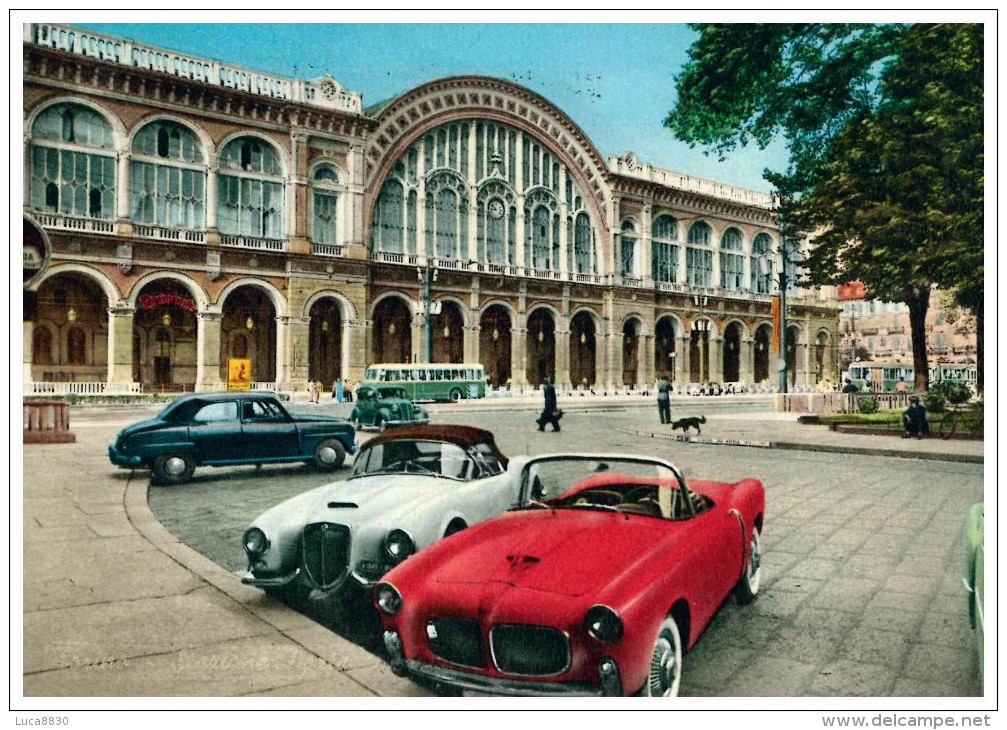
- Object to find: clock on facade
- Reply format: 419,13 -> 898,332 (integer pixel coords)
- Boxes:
488,199 -> 505,220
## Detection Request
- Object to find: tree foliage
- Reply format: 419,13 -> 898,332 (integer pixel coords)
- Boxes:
667,23 -> 984,392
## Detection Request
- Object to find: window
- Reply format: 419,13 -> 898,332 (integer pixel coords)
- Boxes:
751,233 -> 773,294
651,215 -> 679,284
130,120 -> 206,229
686,222 -> 713,287
30,103 -> 116,218
620,220 -> 637,277
217,137 -> 284,238
67,327 -> 87,365
194,401 -> 239,422
720,228 -> 744,290
311,165 -> 341,244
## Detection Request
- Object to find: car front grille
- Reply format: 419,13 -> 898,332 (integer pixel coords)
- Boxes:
490,625 -> 570,676
301,522 -> 350,589
426,618 -> 486,669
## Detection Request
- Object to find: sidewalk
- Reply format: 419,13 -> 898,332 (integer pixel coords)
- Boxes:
20,406 -> 983,699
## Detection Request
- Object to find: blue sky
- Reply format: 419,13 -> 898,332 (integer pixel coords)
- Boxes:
77,19 -> 790,193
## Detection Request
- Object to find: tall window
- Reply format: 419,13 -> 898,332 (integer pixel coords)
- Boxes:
651,214 -> 679,283
720,227 -> 744,290
751,232 -> 773,293
686,222 -> 713,287
620,220 -> 637,277
217,137 -> 284,238
30,103 -> 116,218
371,119 -> 595,270
130,120 -> 205,229
311,165 -> 341,244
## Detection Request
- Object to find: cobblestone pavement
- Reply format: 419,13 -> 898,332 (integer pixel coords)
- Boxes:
139,401 -> 984,698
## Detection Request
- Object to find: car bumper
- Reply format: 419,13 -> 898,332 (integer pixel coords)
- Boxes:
108,444 -> 143,468
241,568 -> 300,588
383,418 -> 430,429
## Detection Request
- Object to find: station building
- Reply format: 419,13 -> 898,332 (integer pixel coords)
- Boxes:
22,23 -> 841,396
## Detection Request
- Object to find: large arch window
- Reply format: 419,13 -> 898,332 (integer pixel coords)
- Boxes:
720,227 -> 745,291
425,171 -> 468,260
620,220 -> 637,278
29,103 -> 116,219
371,119 -> 595,270
686,221 -> 714,287
751,232 -> 774,294
651,214 -> 679,283
217,136 -> 284,239
130,120 -> 206,229
311,165 -> 341,245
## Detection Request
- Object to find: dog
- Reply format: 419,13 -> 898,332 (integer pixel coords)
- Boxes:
671,415 -> 706,434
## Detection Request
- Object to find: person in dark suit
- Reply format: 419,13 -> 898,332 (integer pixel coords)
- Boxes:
536,377 -> 561,432
657,374 -> 672,424
902,395 -> 930,439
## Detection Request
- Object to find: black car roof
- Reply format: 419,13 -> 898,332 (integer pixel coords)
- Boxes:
167,391 -> 281,404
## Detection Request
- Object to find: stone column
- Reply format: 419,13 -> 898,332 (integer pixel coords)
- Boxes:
196,310 -> 223,391
641,333 -> 656,389
556,316 -> 571,390
283,316 -> 311,390
464,324 -> 480,364
710,335 -> 724,382
675,335 -> 689,387
511,319 -> 527,392
641,204 -> 653,286
344,319 -> 369,383
23,320 -> 34,386
107,303 -> 135,386
740,336 -> 753,384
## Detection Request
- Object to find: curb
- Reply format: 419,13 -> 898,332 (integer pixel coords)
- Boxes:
617,428 -> 984,464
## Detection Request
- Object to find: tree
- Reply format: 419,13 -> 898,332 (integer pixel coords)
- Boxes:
666,23 -> 984,393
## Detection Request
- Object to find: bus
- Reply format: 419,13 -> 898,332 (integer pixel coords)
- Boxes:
362,363 -> 486,402
844,362 -> 977,393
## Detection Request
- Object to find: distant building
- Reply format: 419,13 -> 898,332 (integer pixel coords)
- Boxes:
839,287 -> 977,369
22,23 -> 840,396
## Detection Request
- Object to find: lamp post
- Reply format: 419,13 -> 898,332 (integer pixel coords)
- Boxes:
417,264 -> 438,364
692,294 -> 709,384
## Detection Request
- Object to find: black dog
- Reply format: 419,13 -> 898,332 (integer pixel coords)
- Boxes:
671,415 -> 706,434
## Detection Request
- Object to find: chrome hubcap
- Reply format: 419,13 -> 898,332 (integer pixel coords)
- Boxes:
748,531 -> 762,592
317,446 -> 336,464
165,456 -> 187,476
648,632 -> 680,696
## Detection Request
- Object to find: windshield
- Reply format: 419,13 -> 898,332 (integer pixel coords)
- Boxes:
521,455 -> 699,520
350,440 -> 476,481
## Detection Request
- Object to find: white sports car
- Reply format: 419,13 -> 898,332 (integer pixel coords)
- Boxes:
241,424 -> 518,604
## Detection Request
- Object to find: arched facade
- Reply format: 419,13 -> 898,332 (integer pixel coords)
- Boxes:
21,24 -> 840,396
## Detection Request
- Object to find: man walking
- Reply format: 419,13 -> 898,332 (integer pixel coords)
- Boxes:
657,373 -> 672,424
536,377 -> 561,432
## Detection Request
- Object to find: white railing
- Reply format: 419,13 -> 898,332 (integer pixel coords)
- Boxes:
133,224 -> 206,244
220,234 -> 285,251
311,243 -> 344,257
27,23 -> 363,114
573,272 -> 602,284
609,155 -> 776,210
34,212 -> 116,235
25,381 -> 143,396
620,276 -> 643,288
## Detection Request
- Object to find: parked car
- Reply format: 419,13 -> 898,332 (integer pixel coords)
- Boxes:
241,424 -> 516,604
108,391 -> 356,485
351,385 -> 429,431
962,502 -> 984,686
375,453 -> 764,697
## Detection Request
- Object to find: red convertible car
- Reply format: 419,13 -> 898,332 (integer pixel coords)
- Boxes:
374,453 -> 764,697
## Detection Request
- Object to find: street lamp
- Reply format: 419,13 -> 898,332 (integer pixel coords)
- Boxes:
417,264 -> 439,363
692,295 -> 710,383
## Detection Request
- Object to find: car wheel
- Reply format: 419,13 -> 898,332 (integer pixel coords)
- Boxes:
734,525 -> 762,604
152,452 -> 195,485
313,439 -> 346,470
644,616 -> 683,697
450,388 -> 463,402
265,581 -> 312,606
444,519 -> 467,538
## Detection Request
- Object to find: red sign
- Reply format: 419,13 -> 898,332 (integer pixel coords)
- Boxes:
837,282 -> 867,301
138,293 -> 198,312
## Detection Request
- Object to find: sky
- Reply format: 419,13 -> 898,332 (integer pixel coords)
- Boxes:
73,15 -> 792,193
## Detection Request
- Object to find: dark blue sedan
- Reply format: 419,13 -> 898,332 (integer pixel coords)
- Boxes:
108,391 -> 356,485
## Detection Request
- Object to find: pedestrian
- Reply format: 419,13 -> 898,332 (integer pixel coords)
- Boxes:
336,378 -> 344,403
902,395 -> 930,439
536,377 -> 562,432
657,373 -> 672,424
842,378 -> 859,394
896,377 -> 908,393
331,379 -> 339,399
311,380 -> 321,403
344,378 -> 354,402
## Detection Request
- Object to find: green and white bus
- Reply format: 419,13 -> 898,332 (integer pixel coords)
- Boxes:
362,363 -> 486,402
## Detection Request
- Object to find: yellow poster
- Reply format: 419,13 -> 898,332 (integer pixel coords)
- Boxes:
228,358 -> 252,391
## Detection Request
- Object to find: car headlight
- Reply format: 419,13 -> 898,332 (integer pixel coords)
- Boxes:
243,527 -> 270,557
384,529 -> 415,563
584,605 -> 623,644
374,582 -> 403,616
